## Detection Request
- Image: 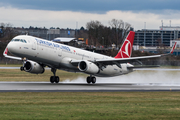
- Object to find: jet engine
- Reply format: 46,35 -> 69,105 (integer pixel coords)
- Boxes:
78,60 -> 99,74
121,63 -> 133,74
23,61 -> 45,74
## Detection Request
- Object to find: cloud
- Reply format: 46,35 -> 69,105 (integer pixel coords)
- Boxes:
0,7 -> 180,30
1,0 -> 180,13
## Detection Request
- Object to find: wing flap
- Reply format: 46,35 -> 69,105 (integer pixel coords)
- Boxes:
128,65 -> 160,69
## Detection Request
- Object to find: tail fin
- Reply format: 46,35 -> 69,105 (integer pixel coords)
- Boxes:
114,31 -> 135,59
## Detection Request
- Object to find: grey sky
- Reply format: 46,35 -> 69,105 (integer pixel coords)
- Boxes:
0,0 -> 180,13
0,0 -> 180,30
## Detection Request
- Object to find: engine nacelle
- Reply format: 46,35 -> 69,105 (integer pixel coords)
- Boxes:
78,60 -> 99,74
24,61 -> 45,74
121,63 -> 133,74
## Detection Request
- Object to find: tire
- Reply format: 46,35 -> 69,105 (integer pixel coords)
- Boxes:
20,66 -> 24,71
86,77 -> 91,84
50,76 -> 55,83
55,76 -> 59,83
92,77 -> 96,84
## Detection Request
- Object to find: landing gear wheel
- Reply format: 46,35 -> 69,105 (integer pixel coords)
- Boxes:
50,68 -> 60,84
87,76 -> 91,84
50,76 -> 55,83
20,66 -> 24,71
50,76 -> 59,83
55,76 -> 59,83
92,77 -> 96,84
86,76 -> 96,84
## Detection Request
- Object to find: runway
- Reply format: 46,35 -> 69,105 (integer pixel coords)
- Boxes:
1,67 -> 180,92
0,82 -> 180,92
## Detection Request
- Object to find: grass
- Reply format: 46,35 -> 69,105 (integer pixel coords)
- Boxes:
0,92 -> 180,119
0,64 -> 22,67
0,65 -> 180,119
0,67 -> 87,82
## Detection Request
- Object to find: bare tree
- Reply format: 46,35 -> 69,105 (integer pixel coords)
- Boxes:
86,21 -> 103,46
109,19 -> 131,48
0,23 -> 15,42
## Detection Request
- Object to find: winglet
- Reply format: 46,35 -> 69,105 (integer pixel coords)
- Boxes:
170,42 -> 177,54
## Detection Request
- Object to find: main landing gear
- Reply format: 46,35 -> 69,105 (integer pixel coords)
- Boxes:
50,68 -> 59,83
86,76 -> 96,84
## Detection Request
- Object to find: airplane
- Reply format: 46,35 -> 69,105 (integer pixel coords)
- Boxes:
3,31 -> 177,84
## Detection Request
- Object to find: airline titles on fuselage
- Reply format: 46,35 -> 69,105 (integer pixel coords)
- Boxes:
35,38 -> 70,51
35,38 -> 91,59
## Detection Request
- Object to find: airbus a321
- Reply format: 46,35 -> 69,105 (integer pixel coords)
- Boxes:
3,31 -> 177,84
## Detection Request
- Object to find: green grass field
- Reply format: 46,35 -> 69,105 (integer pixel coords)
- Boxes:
0,92 -> 180,119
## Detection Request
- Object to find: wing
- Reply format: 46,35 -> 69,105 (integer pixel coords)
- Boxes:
71,42 -> 177,67
71,54 -> 162,66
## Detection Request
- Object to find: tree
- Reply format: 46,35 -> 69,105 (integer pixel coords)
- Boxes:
0,23 -> 15,42
86,20 -> 103,46
80,26 -> 85,30
109,19 -> 131,48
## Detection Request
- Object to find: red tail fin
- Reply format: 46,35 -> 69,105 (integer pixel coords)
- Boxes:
114,31 -> 135,59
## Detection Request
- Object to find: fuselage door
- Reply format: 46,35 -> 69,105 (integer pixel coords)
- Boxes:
58,47 -> 62,57
32,39 -> 36,50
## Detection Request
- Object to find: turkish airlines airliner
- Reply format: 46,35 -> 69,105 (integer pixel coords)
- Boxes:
3,31 -> 177,84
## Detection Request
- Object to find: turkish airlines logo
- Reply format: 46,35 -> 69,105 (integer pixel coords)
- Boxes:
121,39 -> 132,58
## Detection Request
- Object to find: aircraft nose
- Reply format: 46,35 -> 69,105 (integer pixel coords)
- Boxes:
6,42 -> 16,54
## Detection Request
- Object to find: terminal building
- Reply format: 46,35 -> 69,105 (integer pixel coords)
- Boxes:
14,27 -> 76,40
133,26 -> 180,55
134,26 -> 180,47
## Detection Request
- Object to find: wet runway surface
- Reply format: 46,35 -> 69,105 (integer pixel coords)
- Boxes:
1,67 -> 180,92
0,82 -> 180,92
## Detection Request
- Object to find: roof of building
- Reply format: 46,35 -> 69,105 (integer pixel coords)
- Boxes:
52,37 -> 76,42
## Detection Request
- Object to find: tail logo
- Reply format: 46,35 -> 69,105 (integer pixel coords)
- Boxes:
114,31 -> 135,59
121,39 -> 132,58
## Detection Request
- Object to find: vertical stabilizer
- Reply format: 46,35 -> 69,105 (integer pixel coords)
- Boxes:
114,31 -> 135,59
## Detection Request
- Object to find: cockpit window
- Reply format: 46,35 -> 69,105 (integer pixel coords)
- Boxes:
24,40 -> 27,43
14,39 -> 20,41
11,39 -> 27,43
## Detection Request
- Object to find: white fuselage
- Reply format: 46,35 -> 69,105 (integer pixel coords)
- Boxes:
7,35 -> 133,77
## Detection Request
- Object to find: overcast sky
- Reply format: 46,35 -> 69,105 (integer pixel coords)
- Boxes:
0,0 -> 180,30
